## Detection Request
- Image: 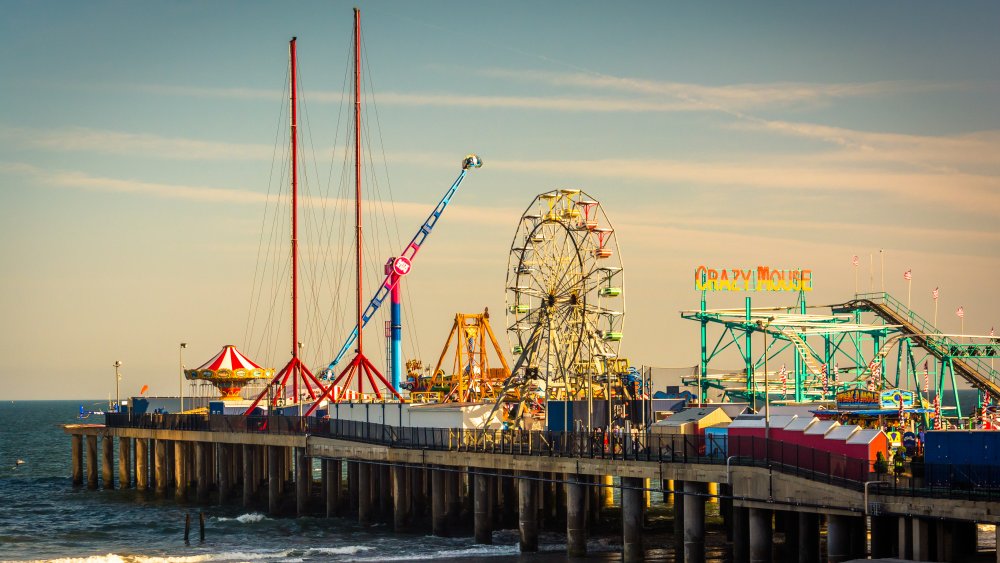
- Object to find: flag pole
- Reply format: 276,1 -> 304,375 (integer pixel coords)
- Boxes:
907,278 -> 911,309
869,253 -> 873,292
880,249 -> 885,294
934,291 -> 938,327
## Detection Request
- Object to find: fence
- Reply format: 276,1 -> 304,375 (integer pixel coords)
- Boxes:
106,413 -> 872,489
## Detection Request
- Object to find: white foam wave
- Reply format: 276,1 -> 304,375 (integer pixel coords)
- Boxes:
347,543 -> 519,561
212,512 -> 268,524
304,546 -> 373,556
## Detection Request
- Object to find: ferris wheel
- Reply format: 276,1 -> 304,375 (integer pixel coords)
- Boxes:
501,189 -> 625,427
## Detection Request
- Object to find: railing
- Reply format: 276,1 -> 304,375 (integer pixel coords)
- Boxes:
106,413 -> 872,490
105,413 -> 1000,497
105,413 -> 326,435
854,292 -> 1000,387
870,463 -> 1000,502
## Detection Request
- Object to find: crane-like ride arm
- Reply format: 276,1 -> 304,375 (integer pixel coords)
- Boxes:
319,154 -> 482,380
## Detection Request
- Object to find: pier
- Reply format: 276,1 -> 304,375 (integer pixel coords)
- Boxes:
66,415 -> 1000,562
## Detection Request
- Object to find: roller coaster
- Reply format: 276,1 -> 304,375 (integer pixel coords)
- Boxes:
682,291 -> 999,422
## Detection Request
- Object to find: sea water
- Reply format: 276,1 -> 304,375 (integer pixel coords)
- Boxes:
0,401 -> 624,562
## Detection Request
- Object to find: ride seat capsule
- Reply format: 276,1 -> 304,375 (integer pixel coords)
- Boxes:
509,304 -> 530,314
600,287 -> 622,297
603,331 -> 623,342
595,247 -> 613,259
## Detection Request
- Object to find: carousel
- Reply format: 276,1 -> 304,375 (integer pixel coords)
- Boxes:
185,344 -> 273,401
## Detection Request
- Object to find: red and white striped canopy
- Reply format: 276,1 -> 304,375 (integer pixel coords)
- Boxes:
195,344 -> 263,371
185,344 -> 272,382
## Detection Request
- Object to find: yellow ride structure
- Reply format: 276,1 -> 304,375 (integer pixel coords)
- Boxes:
422,308 -> 511,403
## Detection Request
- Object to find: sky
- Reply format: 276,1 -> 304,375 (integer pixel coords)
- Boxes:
1,1 -> 998,400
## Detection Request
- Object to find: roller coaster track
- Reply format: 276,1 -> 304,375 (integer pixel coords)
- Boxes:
833,292 -> 1000,398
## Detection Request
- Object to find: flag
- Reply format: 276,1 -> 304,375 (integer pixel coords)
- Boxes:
852,255 -> 859,267
833,362 -> 839,383
820,364 -> 829,397
899,396 -> 905,426
868,360 -> 882,391
139,384 -> 149,395
933,395 -> 942,430
922,361 -> 929,395
956,306 -> 965,319
903,269 -> 912,281
779,364 -> 788,397
991,326 -> 995,338
932,287 -> 939,300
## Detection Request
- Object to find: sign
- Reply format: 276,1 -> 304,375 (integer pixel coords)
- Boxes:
836,389 -> 880,409
392,256 -> 412,276
880,389 -> 915,409
836,388 -> 915,410
695,266 -> 812,292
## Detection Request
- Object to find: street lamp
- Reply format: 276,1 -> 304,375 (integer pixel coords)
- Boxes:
113,360 -> 122,413
756,318 -> 775,444
179,343 -> 187,413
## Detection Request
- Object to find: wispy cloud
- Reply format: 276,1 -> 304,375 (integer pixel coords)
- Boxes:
0,162 -> 514,225
475,69 -> 960,111
0,126 -> 276,161
491,157 -> 1000,214
730,121 -> 1000,173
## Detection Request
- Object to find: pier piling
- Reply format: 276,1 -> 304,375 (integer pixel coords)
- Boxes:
71,434 -> 83,486
101,434 -> 114,489
683,481 -> 706,563
432,468 -> 447,536
267,445 -> 280,515
517,472 -> 538,552
118,437 -> 130,489
392,464 -> 409,532
621,476 -> 644,563
565,473 -> 586,557
748,508 -> 772,563
473,471 -> 491,544
86,434 -> 98,490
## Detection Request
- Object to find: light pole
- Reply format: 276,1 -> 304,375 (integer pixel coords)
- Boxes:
179,343 -> 187,413
756,317 -> 775,444
113,360 -> 122,413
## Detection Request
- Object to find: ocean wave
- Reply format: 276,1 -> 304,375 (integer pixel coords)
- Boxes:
346,543 -> 519,561
303,546 -> 373,556
212,513 -> 268,524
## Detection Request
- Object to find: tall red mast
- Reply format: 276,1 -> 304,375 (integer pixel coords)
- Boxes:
291,36 -> 300,371
243,37 -> 327,415
353,7 -> 364,392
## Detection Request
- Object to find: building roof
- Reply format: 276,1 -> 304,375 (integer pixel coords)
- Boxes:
651,407 -> 731,427
826,425 -> 861,441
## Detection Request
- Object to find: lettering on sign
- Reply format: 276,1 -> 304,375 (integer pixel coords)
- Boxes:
694,266 -> 813,292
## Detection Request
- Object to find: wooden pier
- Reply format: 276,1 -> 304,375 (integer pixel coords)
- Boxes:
65,418 -> 1000,562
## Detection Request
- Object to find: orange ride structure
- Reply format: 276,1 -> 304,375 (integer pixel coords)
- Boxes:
414,309 -> 511,403
185,344 -> 273,401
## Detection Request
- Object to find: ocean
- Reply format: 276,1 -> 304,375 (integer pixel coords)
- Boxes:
0,401 -> 633,562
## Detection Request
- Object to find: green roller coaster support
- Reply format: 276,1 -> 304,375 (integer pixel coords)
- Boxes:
700,283 -> 707,403
745,297 -> 753,406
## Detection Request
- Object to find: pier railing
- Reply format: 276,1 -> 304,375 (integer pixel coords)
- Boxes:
105,413 -> 873,490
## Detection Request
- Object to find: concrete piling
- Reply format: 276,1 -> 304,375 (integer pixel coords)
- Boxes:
683,481 -> 706,563
566,473 -> 586,557
268,445 -> 280,515
71,434 -> 83,486
518,472 -> 538,552
474,471 -> 491,544
748,508 -> 772,563
798,512 -> 820,562
86,435 -> 98,490
135,438 -> 148,490
826,514 -> 851,563
118,437 -> 130,489
295,448 -> 308,517
622,476 -> 644,563
432,468 -> 447,536
358,462 -> 372,524
733,506 -> 749,563
101,434 -> 114,489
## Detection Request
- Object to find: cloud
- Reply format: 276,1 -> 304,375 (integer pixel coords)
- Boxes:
475,69 -> 959,111
0,162 -> 515,225
730,121 -> 1000,173
0,126 -> 276,161
490,157 -> 1000,214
